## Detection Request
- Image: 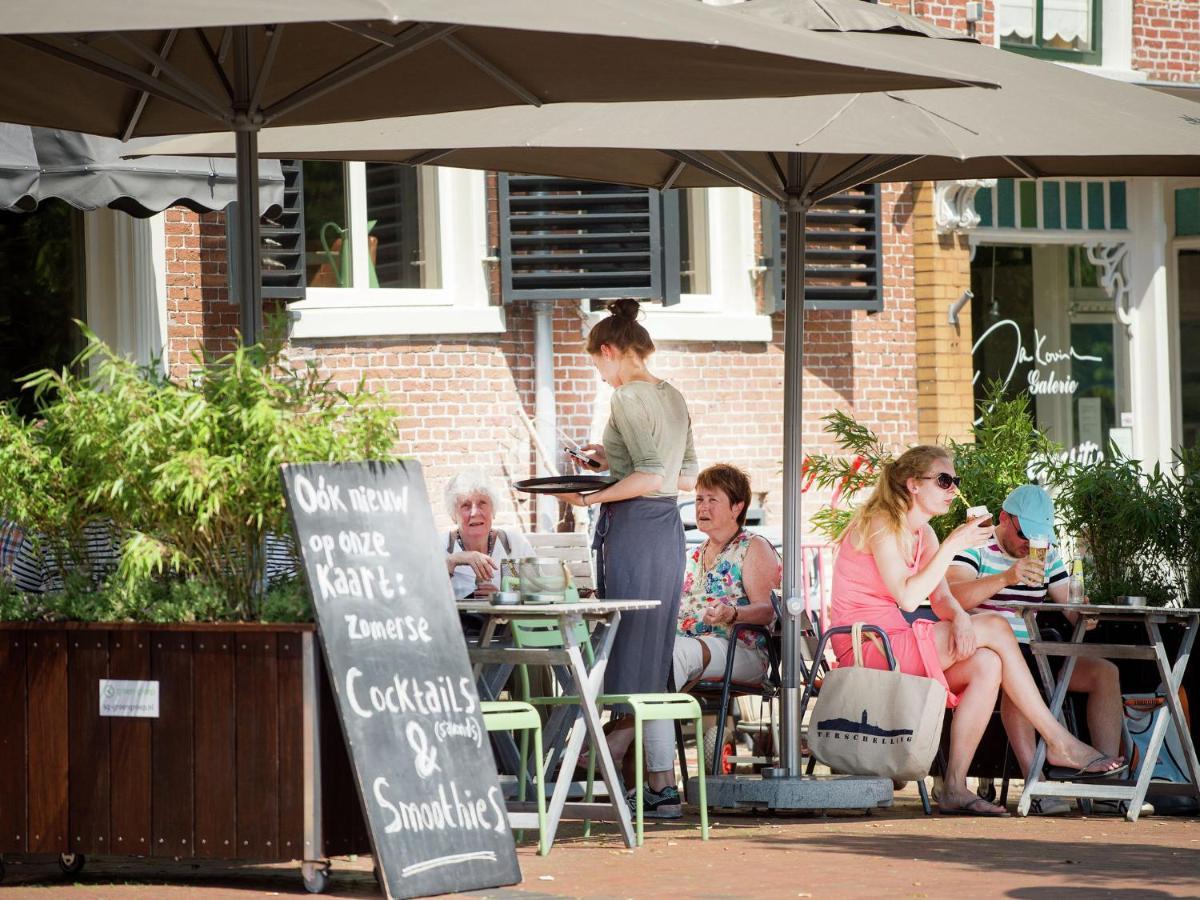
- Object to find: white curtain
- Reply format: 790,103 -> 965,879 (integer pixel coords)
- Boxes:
999,0 -> 1035,40
1042,0 -> 1092,45
84,209 -> 168,371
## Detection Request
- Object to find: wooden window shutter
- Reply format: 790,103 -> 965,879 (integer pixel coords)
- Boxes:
498,174 -> 677,304
260,159 -> 306,302
761,184 -> 884,313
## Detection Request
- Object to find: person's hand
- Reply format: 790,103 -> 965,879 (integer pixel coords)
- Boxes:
579,443 -> 608,470
950,612 -> 978,662
452,550 -> 496,582
472,582 -> 498,597
552,492 -> 587,507
702,603 -> 736,626
945,516 -> 993,555
1007,556 -> 1046,587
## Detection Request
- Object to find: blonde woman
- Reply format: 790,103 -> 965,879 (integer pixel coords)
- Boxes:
830,445 -> 1124,816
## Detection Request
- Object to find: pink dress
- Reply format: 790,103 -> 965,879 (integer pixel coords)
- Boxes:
829,527 -> 958,708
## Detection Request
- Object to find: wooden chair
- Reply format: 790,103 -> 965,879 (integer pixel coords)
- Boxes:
522,531 -> 595,594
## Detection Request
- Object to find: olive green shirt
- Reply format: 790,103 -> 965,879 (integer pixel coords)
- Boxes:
603,380 -> 697,498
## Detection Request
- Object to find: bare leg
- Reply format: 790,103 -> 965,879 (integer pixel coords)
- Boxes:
1076,658 -> 1124,760
1003,657 -> 1123,773
939,649 -> 1004,813
1000,692 -> 1037,774
933,614 -> 1122,774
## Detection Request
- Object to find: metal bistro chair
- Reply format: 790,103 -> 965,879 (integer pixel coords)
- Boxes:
509,618 -> 710,847
674,594 -> 784,780
797,623 -> 936,816
480,699 -> 549,855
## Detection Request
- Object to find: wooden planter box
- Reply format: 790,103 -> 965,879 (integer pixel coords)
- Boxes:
0,622 -> 369,880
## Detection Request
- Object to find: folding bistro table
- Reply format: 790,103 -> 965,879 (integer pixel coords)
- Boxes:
989,600 -> 1200,822
459,598 -> 659,848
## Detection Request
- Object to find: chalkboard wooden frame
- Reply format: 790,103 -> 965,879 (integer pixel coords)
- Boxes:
283,460 -> 520,900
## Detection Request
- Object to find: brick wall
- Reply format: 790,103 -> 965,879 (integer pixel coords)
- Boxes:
881,0 -> 992,43
1134,0 -> 1200,82
912,182 -> 975,445
163,209 -> 238,379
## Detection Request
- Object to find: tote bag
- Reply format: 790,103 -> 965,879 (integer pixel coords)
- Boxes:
808,623 -> 947,781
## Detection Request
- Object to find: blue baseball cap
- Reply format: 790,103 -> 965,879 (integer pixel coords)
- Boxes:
1002,484 -> 1056,545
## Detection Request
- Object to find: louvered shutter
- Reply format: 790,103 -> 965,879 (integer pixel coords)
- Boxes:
499,174 -> 677,304
260,160 -> 306,301
762,184 -> 884,313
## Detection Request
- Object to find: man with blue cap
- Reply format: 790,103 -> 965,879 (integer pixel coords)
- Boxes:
946,484 -> 1125,815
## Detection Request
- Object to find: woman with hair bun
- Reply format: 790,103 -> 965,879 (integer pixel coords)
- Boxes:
830,445 -> 1124,816
555,298 -> 697,820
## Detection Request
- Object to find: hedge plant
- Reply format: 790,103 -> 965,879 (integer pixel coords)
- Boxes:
0,326 -> 397,622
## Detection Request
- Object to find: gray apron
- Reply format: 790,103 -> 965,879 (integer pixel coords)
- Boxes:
593,496 -> 684,714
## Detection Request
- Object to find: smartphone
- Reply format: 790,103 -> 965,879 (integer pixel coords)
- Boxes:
564,445 -> 602,470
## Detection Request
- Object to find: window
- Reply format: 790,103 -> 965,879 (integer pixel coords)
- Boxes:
970,243 -> 1129,457
673,189 -> 711,296
289,161 -> 497,338
640,186 -> 770,340
0,200 -> 85,416
1000,0 -> 1102,64
301,161 -> 440,291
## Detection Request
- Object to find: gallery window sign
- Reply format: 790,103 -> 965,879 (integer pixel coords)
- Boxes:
971,319 -> 1102,404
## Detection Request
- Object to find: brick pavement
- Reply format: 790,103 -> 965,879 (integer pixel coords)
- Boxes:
3,793 -> 1197,899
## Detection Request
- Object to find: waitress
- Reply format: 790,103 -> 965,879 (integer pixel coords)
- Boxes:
555,298 -> 697,819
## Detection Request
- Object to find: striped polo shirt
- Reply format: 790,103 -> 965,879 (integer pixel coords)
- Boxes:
950,543 -> 1067,643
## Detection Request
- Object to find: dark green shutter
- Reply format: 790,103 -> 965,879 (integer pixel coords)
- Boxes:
762,184 -> 884,313
498,174 -> 676,304
260,160 -> 306,301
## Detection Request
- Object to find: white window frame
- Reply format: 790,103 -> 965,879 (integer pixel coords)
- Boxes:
288,163 -> 503,338
586,187 -> 773,342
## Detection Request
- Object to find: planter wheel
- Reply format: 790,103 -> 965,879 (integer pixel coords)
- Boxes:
302,861 -> 330,894
58,853 -> 86,876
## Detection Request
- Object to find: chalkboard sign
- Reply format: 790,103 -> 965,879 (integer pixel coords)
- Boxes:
282,461 -> 520,900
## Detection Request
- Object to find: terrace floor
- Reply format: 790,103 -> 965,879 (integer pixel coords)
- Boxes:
3,787 -> 1198,899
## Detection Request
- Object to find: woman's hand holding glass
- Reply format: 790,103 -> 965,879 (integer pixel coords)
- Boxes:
945,516 -> 993,556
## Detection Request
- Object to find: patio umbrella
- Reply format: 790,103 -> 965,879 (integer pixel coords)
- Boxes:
140,0 -> 1200,783
0,124 -> 283,217
0,1 -> 990,344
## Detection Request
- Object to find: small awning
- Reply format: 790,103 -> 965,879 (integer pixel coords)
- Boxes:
0,124 -> 283,218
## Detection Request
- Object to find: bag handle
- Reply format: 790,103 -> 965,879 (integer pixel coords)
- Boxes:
849,622 -> 887,669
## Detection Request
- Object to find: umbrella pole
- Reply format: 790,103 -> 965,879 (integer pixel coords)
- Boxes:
233,27 -> 263,347
776,154 -> 809,777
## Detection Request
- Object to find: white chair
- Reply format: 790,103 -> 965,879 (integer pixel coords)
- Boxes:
522,531 -> 595,593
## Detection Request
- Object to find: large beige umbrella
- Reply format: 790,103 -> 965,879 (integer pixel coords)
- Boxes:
143,5 -> 1200,785
0,0 -> 990,343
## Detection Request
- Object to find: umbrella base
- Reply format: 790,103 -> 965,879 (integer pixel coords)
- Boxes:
696,773 -> 893,811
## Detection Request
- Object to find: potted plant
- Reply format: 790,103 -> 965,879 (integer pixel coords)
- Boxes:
0,328 -> 396,887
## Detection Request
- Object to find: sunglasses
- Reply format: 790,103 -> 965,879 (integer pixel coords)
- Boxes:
919,473 -> 962,490
1011,516 -> 1028,541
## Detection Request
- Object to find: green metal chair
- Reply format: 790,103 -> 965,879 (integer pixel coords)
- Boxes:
509,618 -> 710,846
480,699 -> 548,855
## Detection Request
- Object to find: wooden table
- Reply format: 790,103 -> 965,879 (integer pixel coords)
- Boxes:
988,600 -> 1200,821
458,599 -> 659,849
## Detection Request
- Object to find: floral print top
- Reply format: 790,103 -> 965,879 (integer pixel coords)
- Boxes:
677,530 -> 778,652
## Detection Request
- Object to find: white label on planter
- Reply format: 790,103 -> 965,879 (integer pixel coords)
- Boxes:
99,679 -> 159,718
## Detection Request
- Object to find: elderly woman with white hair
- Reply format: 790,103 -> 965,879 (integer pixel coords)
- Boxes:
443,468 -> 534,600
